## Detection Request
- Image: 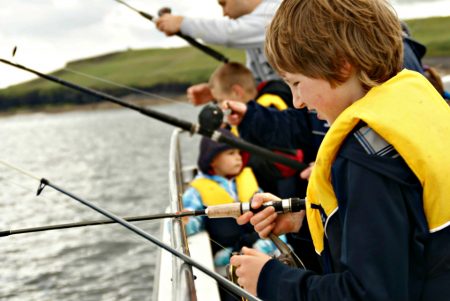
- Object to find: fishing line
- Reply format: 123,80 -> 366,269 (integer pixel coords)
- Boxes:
0,58 -> 308,171
0,158 -> 259,299
35,178 -> 260,301
0,160 -> 245,268
11,45 -> 196,108
62,67 -> 191,107
0,159 -> 40,181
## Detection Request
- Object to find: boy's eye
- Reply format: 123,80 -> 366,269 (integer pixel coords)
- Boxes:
293,82 -> 300,87
228,149 -> 239,155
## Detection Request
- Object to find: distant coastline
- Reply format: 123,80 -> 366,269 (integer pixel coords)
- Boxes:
1,16 -> 449,116
0,94 -> 189,118
1,56 -> 449,118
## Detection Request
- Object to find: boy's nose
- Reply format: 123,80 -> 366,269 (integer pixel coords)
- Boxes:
293,95 -> 306,109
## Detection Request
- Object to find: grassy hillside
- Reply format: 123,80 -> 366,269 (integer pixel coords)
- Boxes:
405,16 -> 450,57
0,46 -> 245,111
0,15 -> 449,112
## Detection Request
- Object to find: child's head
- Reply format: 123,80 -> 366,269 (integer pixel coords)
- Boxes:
265,0 -> 403,91
197,129 -> 243,177
209,62 -> 257,105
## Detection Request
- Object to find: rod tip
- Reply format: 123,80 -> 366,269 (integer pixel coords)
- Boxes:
36,178 -> 49,196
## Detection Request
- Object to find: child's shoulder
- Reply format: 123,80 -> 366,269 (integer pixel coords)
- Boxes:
337,123 -> 419,185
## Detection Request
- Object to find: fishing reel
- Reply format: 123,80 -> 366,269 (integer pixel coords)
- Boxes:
225,238 -> 303,301
198,102 -> 225,133
158,7 -> 171,16
226,252 -> 248,301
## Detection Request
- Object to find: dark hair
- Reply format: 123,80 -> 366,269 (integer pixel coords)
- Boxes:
197,128 -> 237,174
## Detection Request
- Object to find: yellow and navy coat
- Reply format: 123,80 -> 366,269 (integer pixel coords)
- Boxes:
256,70 -> 450,301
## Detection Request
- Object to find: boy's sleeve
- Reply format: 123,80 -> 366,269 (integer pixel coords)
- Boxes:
256,153 -> 422,301
182,187 -> 206,236
238,101 -> 316,150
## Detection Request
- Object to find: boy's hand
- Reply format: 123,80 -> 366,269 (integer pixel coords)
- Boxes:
223,100 -> 248,126
230,247 -> 271,296
300,161 -> 315,180
155,14 -> 184,36
186,83 -> 214,105
237,193 -> 305,238
178,209 -> 191,225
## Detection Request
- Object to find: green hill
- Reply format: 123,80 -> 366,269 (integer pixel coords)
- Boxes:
405,16 -> 450,57
0,15 -> 449,112
0,46 -> 245,111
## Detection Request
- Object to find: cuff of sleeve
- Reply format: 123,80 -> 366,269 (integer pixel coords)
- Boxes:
257,259 -> 289,300
257,258 -> 313,301
238,101 -> 258,138
180,17 -> 193,36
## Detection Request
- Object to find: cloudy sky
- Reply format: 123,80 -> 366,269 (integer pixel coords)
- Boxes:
0,0 -> 449,88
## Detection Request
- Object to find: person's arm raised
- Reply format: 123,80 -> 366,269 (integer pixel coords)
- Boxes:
155,14 -> 184,36
186,83 -> 214,105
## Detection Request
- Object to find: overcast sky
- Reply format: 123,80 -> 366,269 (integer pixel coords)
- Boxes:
1,0 -> 449,88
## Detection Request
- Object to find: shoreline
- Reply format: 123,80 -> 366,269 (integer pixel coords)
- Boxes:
1,56 -> 449,118
0,94 -> 188,118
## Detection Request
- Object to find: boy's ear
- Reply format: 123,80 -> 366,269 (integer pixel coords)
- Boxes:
231,84 -> 245,98
340,61 -> 354,79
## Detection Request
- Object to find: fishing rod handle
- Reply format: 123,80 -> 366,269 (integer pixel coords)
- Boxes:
205,203 -> 241,218
205,198 -> 306,218
243,197 -> 306,215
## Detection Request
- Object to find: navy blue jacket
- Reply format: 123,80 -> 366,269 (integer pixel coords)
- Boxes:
239,101 -> 328,164
256,124 -> 450,301
403,36 -> 426,74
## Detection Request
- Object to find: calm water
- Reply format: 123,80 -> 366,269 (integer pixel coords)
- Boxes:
0,103 -> 201,301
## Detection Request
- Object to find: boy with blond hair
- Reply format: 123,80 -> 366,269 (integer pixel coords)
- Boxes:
230,0 -> 450,300
209,61 -> 291,111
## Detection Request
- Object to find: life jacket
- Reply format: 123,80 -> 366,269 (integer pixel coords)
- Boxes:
190,168 -> 259,206
256,93 -> 288,111
307,69 -> 450,254
189,172 -> 260,254
256,79 -> 292,110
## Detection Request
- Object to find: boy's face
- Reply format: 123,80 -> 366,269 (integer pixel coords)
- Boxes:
210,148 -> 243,177
282,71 -> 362,124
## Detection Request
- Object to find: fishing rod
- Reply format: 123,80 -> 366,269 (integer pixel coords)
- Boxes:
0,211 -> 203,237
114,0 -> 229,63
0,58 -> 308,172
33,178 -> 261,301
1,156 -> 304,276
0,198 -> 306,237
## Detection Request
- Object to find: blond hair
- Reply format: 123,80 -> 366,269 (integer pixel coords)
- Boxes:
209,62 -> 257,95
266,0 -> 403,90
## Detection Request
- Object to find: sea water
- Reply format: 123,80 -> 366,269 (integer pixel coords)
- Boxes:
0,103 -> 201,301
